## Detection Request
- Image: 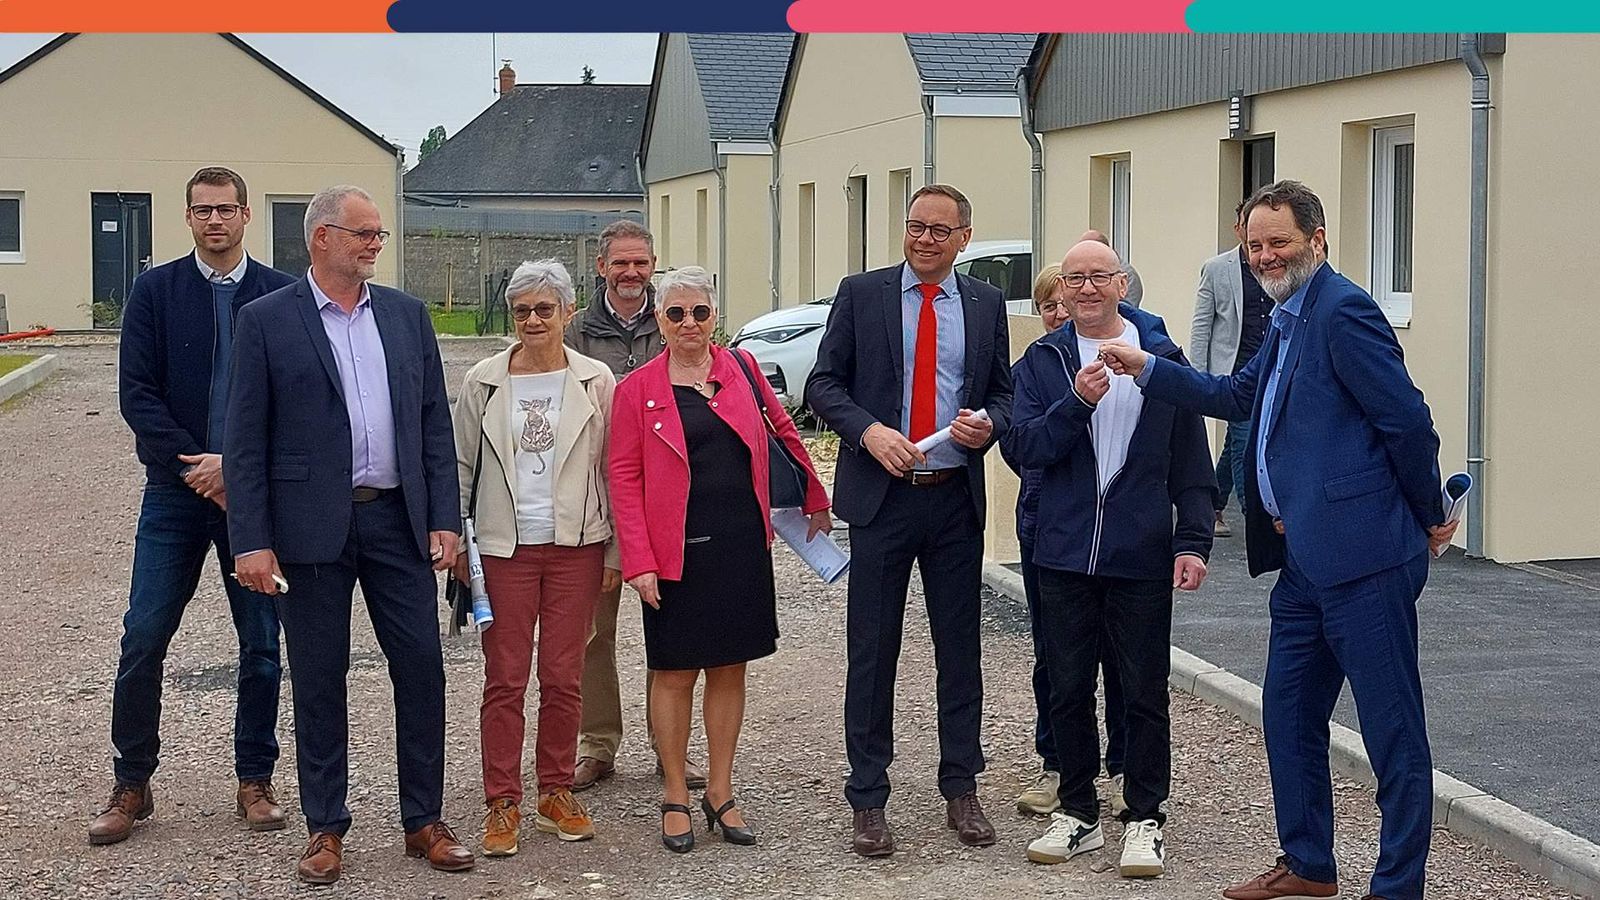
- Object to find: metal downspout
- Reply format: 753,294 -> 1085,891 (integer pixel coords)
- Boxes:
394,147 -> 406,289
922,93 -> 936,185
714,148 -> 729,314
769,122 -> 782,311
1461,34 -> 1491,558
1018,69 -> 1044,276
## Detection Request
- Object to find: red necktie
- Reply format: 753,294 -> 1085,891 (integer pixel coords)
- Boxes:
910,282 -> 941,441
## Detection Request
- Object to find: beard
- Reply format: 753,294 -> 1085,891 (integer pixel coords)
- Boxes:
610,280 -> 646,302
1257,243 -> 1321,302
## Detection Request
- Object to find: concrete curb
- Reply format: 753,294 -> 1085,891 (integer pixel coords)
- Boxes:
0,353 -> 58,406
982,565 -> 1600,899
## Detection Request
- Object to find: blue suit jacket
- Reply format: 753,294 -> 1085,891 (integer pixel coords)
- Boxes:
223,277 -> 459,565
1142,263 -> 1444,588
804,263 -> 1013,528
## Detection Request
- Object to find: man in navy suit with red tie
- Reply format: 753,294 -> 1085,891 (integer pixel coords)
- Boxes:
807,184 -> 1013,858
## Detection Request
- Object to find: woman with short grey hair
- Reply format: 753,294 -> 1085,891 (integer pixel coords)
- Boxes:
451,258 -> 619,857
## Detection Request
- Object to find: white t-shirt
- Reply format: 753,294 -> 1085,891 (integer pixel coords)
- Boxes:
509,370 -> 566,545
1076,319 -> 1145,493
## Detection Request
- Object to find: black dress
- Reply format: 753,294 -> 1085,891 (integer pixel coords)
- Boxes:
644,385 -> 779,670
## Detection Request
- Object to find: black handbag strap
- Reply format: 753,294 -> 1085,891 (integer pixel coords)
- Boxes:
728,348 -> 779,436
467,384 -> 498,520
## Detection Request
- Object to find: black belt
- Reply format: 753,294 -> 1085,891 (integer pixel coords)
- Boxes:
353,486 -> 396,503
899,468 -> 962,487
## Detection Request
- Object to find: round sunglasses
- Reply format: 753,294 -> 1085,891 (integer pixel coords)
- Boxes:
664,304 -> 713,324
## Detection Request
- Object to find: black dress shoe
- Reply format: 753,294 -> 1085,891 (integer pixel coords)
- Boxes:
701,795 -> 756,846
660,803 -> 694,853
852,808 -> 894,857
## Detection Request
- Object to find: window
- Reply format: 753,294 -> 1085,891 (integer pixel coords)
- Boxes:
269,198 -> 310,277
845,174 -> 867,275
798,183 -> 816,301
955,251 -> 1032,302
888,168 -> 913,259
659,195 -> 671,267
1110,158 -> 1132,262
1243,137 -> 1275,198
1371,125 -> 1415,322
695,188 -> 709,267
0,192 -> 22,263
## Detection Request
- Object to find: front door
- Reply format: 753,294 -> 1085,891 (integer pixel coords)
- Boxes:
91,192 -> 153,325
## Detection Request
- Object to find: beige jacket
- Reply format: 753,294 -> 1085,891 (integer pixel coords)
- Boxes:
452,344 -> 619,567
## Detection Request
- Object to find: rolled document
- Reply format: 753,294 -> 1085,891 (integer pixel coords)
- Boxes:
1433,472 -> 1473,559
913,408 -> 991,455
771,507 -> 850,584
463,517 -> 494,631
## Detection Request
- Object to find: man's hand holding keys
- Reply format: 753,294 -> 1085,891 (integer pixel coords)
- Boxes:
1075,359 -> 1112,404
1095,341 -> 1149,379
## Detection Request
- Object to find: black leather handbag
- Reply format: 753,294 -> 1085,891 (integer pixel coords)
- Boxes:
730,348 -> 808,509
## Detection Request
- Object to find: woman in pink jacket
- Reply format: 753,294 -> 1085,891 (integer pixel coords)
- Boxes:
608,266 -> 831,853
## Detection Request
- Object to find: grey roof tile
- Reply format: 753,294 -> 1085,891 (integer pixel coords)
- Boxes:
904,33 -> 1035,86
685,33 -> 793,140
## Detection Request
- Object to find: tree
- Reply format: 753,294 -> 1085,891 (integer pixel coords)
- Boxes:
581,65 -> 595,85
419,125 -> 448,162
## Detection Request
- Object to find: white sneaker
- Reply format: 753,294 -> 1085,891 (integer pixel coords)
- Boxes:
1016,770 -> 1060,815
1109,773 -> 1128,816
1025,810 -> 1103,864
1119,819 -> 1165,877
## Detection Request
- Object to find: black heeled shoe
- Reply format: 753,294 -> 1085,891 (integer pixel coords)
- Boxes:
660,803 -> 695,853
701,795 -> 756,846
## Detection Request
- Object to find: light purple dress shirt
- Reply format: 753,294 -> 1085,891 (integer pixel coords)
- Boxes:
308,269 -> 400,489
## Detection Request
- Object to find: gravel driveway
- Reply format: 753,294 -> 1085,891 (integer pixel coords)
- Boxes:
0,340 -> 1573,899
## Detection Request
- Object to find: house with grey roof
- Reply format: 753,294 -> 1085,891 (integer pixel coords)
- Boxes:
773,33 -> 1035,313
405,67 -> 648,215
640,33 -> 793,328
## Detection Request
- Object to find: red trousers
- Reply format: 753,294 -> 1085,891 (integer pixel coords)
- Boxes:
479,543 -> 603,801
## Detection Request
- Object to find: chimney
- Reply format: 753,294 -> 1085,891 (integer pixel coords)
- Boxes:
498,60 -> 515,97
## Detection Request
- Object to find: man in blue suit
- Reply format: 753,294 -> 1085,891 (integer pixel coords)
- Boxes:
225,185 -> 472,885
1098,180 -> 1457,900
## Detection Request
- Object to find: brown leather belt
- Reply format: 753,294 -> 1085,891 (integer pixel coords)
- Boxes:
353,486 -> 395,503
900,468 -> 962,487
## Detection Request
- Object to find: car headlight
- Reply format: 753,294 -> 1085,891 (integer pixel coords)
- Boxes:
740,324 -> 821,344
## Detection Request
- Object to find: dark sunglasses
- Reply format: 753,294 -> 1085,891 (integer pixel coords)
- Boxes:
510,302 -> 561,321
664,304 -> 713,324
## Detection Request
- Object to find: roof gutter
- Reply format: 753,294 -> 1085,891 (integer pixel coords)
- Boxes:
1017,67 -> 1044,281
1461,34 -> 1491,558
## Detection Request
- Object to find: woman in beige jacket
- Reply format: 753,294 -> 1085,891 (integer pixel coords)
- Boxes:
451,259 -> 619,858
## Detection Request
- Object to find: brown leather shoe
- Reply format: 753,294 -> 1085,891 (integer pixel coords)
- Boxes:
236,779 -> 287,832
572,756 -> 615,792
88,782 -> 153,845
851,808 -> 894,857
1222,856 -> 1339,899
945,791 -> 997,847
297,832 -> 343,885
654,756 -> 709,790
404,820 -> 475,872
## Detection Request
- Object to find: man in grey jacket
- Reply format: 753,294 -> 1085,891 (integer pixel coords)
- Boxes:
562,220 -> 707,791
1188,200 -> 1271,536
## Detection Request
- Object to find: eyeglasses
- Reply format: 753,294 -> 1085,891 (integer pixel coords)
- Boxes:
663,304 -> 713,324
510,302 -> 561,321
1037,300 -> 1065,316
1057,271 -> 1125,290
905,220 -> 968,243
189,204 -> 242,221
324,223 -> 391,245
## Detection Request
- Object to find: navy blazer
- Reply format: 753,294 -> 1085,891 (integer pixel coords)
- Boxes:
1142,263 -> 1444,588
118,253 -> 295,484
223,277 -> 459,565
805,263 -> 1013,528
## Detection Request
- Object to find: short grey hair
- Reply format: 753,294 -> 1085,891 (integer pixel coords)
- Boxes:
598,220 -> 654,260
303,185 -> 375,246
656,266 -> 717,309
506,259 -> 577,308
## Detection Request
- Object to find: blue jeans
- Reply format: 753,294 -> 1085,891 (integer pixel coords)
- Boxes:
111,483 -> 282,784
1215,420 -> 1250,513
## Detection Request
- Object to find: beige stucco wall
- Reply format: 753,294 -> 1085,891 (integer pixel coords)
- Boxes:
647,159 -> 773,332
0,33 -> 399,330
1037,49 -> 1597,562
778,34 -> 925,307
933,115 -> 1033,244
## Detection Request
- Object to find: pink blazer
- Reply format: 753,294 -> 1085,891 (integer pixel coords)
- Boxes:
608,345 -> 830,582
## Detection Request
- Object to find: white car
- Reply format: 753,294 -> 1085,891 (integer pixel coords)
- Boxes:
731,240 -> 1034,409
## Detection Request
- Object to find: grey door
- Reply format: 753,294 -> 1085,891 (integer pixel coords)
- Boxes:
91,192 -> 153,323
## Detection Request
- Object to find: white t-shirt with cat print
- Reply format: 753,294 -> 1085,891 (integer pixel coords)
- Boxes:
509,369 -> 566,545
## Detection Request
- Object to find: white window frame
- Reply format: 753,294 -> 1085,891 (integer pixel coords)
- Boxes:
0,192 -> 24,264
1110,158 -> 1132,264
1370,125 -> 1415,327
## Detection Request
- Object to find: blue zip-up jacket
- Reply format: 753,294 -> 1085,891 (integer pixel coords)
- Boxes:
118,252 -> 296,485
1001,304 -> 1215,580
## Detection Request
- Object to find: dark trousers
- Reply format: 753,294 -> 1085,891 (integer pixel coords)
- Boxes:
1267,548 -> 1432,900
111,482 -> 281,785
276,492 -> 445,835
1215,420 -> 1250,513
1037,566 -> 1172,825
1019,542 -> 1124,776
844,475 -> 984,809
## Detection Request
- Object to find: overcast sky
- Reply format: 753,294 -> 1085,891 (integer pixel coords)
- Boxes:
0,33 -> 656,161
